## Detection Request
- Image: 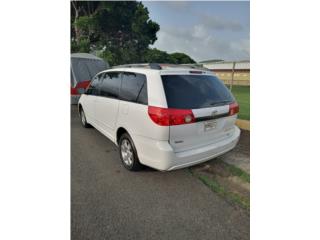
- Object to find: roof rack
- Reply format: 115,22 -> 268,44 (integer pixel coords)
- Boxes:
112,63 -> 162,70
161,64 -> 210,71
112,63 -> 210,71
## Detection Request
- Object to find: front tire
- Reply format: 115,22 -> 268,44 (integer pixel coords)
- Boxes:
119,133 -> 142,171
80,108 -> 90,128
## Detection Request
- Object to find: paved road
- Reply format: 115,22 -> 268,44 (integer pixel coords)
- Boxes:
71,106 -> 249,240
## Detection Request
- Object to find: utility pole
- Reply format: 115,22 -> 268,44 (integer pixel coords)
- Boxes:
230,61 -> 236,91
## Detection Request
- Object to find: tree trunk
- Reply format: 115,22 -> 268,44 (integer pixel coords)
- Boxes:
72,1 -> 80,44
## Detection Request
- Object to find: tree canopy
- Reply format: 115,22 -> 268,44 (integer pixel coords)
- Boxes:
71,1 -> 195,66
145,48 -> 195,64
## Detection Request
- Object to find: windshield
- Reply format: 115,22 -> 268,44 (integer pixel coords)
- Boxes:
161,74 -> 234,109
71,58 -> 107,83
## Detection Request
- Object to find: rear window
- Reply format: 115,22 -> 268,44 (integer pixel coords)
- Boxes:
161,75 -> 234,109
71,58 -> 107,83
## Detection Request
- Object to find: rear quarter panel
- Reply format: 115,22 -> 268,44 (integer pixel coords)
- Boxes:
116,101 -> 169,141
145,71 -> 168,108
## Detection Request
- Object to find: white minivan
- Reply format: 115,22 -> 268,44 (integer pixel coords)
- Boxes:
78,64 -> 240,171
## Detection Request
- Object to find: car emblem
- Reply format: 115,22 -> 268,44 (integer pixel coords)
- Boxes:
212,110 -> 218,117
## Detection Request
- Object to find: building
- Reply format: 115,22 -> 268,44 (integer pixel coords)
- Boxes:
199,60 -> 250,86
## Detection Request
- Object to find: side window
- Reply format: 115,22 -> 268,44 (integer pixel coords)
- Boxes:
120,72 -> 148,104
86,73 -> 103,95
100,72 -> 121,99
136,82 -> 148,105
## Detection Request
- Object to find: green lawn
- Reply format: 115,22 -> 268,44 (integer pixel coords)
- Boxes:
228,85 -> 250,120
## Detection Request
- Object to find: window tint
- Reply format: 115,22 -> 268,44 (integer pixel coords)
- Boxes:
161,75 -> 234,109
120,72 -> 148,104
100,72 -> 121,99
136,82 -> 148,104
85,73 -> 103,95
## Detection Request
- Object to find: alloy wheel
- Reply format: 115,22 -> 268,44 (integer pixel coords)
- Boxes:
120,139 -> 134,166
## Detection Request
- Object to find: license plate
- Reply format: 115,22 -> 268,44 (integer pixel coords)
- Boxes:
204,120 -> 217,131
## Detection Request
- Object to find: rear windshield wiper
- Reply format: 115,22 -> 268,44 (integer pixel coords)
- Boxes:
209,100 -> 232,106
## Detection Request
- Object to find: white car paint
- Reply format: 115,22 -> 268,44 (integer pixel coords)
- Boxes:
78,66 -> 240,171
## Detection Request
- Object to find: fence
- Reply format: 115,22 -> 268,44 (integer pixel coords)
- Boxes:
201,61 -> 250,88
213,70 -> 250,86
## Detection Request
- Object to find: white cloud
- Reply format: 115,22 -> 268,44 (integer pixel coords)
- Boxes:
230,39 -> 250,59
192,25 -> 208,39
199,14 -> 244,31
152,25 -> 250,62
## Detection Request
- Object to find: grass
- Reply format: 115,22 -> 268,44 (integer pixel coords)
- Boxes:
189,159 -> 250,210
224,162 -> 250,183
190,169 -> 250,210
227,85 -> 250,120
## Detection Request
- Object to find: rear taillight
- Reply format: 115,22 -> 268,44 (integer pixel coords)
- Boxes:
229,102 -> 239,116
148,106 -> 195,126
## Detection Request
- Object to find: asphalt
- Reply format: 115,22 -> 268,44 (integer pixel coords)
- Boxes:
71,106 -> 249,240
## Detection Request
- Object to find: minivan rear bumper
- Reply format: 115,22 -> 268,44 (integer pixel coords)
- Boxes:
134,126 -> 240,171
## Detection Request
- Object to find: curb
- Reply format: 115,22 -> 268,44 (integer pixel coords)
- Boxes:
236,119 -> 250,131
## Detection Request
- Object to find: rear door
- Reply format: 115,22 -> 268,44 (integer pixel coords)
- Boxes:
161,74 -> 237,153
117,71 -> 148,134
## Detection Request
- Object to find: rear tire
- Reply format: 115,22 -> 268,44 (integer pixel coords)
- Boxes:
119,133 -> 142,171
80,108 -> 90,128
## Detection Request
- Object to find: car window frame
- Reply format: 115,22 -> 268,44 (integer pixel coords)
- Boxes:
99,71 -> 122,99
119,71 -> 148,105
85,72 -> 104,96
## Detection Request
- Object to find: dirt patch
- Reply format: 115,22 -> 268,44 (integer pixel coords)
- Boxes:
190,156 -> 250,211
219,130 -> 250,173
235,129 -> 250,155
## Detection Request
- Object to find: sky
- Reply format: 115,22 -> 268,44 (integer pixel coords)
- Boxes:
142,1 -> 250,62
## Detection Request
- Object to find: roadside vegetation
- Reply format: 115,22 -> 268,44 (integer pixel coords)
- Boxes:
228,86 -> 250,120
189,158 -> 250,211
71,1 -> 195,66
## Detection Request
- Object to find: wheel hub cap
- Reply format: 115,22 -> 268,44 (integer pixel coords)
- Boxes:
121,139 -> 133,166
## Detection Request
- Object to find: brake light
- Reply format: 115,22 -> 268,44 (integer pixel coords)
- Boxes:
148,106 -> 195,126
229,102 -> 239,116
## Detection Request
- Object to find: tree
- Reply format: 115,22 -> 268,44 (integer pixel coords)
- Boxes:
70,1 -> 196,65
144,48 -> 175,63
170,52 -> 196,64
71,1 -> 100,46
71,1 -> 159,66
145,48 -> 196,64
